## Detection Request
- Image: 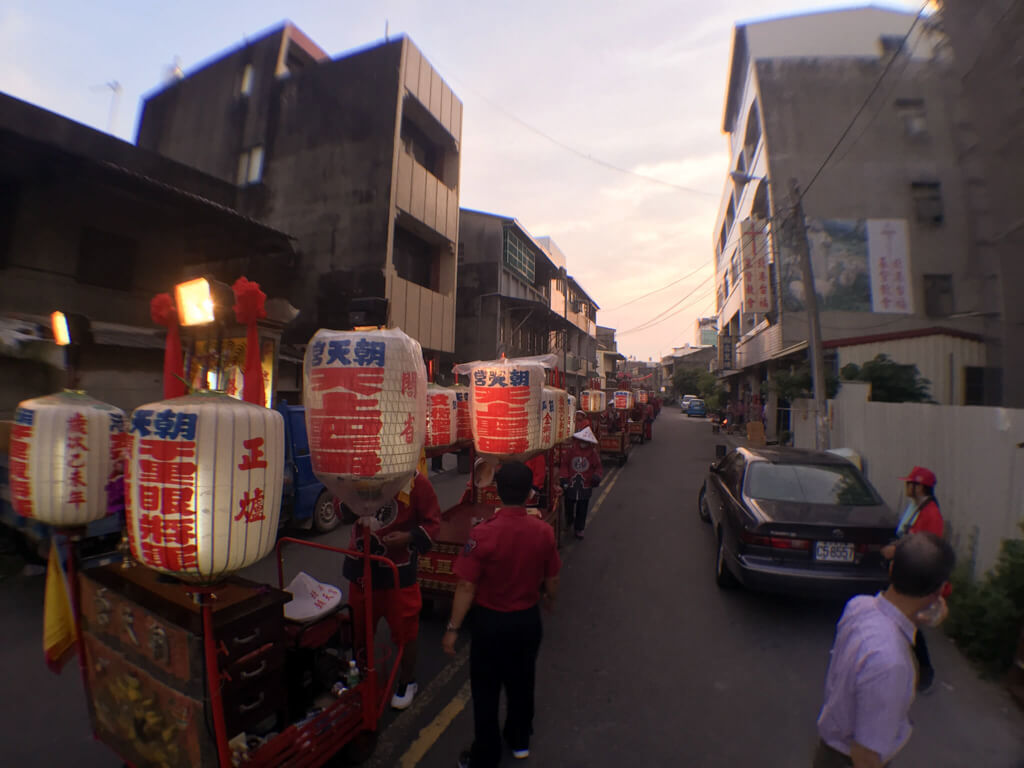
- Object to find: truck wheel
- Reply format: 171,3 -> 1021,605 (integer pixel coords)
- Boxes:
313,490 -> 340,533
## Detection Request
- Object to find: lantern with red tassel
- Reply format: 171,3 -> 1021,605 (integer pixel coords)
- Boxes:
151,293 -> 186,400
232,277 -> 267,407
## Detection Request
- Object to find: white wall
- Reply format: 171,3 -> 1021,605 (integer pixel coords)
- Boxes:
793,392 -> 1024,576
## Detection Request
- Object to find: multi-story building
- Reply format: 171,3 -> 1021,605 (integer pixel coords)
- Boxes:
455,210 -> 599,393
941,0 -> 1024,407
695,317 -> 718,347
596,326 -> 625,390
713,6 -> 993,417
136,23 -> 462,371
0,93 -> 292,414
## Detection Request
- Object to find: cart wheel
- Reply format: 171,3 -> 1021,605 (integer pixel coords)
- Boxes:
313,490 -> 340,533
341,730 -> 379,764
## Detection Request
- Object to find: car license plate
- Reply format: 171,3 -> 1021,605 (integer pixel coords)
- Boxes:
814,542 -> 855,563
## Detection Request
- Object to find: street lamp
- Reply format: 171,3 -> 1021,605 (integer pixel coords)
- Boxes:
726,172 -> 829,451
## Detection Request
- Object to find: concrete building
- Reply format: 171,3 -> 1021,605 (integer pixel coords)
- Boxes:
695,317 -> 718,347
0,93 -> 292,415
660,345 -> 717,390
941,0 -> 1024,407
455,210 -> 599,393
596,325 -> 625,389
136,23 -> 462,370
713,6 -> 993,420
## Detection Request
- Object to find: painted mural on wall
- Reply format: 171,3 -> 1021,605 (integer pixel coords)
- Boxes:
779,218 -> 912,315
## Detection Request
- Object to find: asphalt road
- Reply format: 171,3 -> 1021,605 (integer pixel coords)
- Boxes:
3,416 -> 1023,767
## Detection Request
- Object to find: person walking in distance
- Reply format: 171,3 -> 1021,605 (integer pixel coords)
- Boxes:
443,462 -> 561,768
342,470 -> 440,710
815,532 -> 956,767
881,466 -> 947,692
559,426 -> 603,540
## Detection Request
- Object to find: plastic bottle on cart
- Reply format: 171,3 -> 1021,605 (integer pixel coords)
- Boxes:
346,659 -> 361,687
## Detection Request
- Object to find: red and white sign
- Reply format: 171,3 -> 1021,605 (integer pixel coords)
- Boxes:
304,328 -> 426,516
10,391 -> 126,526
469,361 -> 543,459
614,390 -> 634,410
125,392 -> 284,583
868,219 -> 913,314
425,386 -> 457,448
740,218 -> 772,314
452,386 -> 472,442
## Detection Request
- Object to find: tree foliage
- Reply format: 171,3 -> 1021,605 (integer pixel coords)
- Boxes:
672,367 -> 724,410
840,354 -> 934,403
768,363 -> 839,402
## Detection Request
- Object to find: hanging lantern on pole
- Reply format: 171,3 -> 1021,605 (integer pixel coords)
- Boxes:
539,388 -> 558,451
581,389 -> 606,413
614,390 -> 634,410
9,391 -> 126,526
451,385 -> 472,442
303,328 -> 426,517
567,394 -> 577,437
124,392 -> 284,583
467,359 -> 544,460
425,386 -> 457,448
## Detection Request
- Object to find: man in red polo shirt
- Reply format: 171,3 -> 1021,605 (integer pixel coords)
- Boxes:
443,461 -> 561,768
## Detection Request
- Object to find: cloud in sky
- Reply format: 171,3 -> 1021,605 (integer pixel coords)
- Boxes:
0,0 -> 920,361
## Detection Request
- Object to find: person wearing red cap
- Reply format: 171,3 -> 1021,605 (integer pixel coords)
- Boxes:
881,466 -> 946,692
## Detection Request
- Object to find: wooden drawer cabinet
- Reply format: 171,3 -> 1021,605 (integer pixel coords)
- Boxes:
80,564 -> 290,766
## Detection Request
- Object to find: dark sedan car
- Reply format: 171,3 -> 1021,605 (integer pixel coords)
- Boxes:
698,446 -> 897,596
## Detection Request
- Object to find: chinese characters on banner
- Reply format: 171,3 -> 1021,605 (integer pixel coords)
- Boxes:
308,336 -> 390,476
614,391 -> 632,410
740,218 -> 772,314
9,408 -> 33,517
868,219 -> 913,314
425,388 -> 456,448
471,364 -> 542,457
453,387 -> 472,441
539,394 -> 555,449
129,408 -> 201,571
65,412 -> 89,510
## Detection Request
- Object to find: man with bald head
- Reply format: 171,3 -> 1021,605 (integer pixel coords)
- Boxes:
814,532 -> 956,767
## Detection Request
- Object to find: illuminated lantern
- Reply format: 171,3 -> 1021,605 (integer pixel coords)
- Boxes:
638,390 -> 649,404
124,392 -> 284,583
452,385 -> 472,442
567,395 -> 577,436
580,389 -> 606,413
425,386 -> 457,448
9,391 -> 126,526
546,387 -> 571,444
468,360 -> 543,459
614,390 -> 634,409
539,388 -> 558,450
303,328 -> 426,516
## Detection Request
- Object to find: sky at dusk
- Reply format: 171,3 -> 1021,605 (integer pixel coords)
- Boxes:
0,0 -> 919,361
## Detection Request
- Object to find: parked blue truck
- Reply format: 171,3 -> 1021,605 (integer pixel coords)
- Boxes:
0,401 -> 336,567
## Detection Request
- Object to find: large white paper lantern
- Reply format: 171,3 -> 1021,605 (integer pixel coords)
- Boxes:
469,360 -> 543,460
637,390 -> 649,404
614,390 -> 635,410
567,395 -> 577,437
9,391 -> 126,526
580,390 -> 606,413
452,385 -> 472,442
124,392 -> 284,583
425,386 -> 457,448
546,387 -> 571,444
539,388 -> 558,451
303,328 -> 426,516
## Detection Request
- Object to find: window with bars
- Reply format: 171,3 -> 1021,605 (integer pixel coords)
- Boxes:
503,228 -> 536,284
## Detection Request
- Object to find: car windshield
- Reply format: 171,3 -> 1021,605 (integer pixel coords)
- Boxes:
745,462 -> 878,506
690,400 -> 704,407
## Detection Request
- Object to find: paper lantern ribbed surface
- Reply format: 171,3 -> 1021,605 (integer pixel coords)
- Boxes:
614,390 -> 634,409
452,385 -> 472,441
425,386 -> 457,448
124,392 -> 284,583
567,395 -> 577,437
546,387 -> 571,444
303,328 -> 426,515
580,390 -> 606,413
9,391 -> 126,526
469,360 -> 543,459
637,390 -> 649,404
539,388 -> 558,451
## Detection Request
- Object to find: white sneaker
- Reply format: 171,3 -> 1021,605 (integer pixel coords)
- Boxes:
512,749 -> 530,759
391,681 -> 418,710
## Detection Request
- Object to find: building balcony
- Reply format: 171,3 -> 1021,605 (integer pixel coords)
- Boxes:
396,150 -> 459,244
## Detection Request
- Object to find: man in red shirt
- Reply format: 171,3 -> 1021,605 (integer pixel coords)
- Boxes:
343,471 -> 441,709
443,462 -> 561,768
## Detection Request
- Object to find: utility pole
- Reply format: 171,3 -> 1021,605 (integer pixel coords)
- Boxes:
788,178 -> 830,452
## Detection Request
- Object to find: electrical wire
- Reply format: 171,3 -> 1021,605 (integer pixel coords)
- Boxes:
602,263 -> 713,312
618,278 -> 717,335
798,2 -> 931,202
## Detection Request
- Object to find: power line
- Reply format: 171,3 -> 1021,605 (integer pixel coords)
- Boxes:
440,69 -> 718,197
618,277 -> 716,335
602,263 -> 713,312
799,2 -> 930,202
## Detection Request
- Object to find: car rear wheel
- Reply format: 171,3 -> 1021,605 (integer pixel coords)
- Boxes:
313,489 -> 340,533
714,528 -> 738,588
698,487 -> 711,524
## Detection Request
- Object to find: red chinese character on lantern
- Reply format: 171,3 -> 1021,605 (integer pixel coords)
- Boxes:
139,439 -> 196,461
238,437 -> 267,470
68,413 -> 88,435
400,413 -> 416,444
236,489 -> 267,522
138,459 -> 197,485
401,372 -> 418,397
